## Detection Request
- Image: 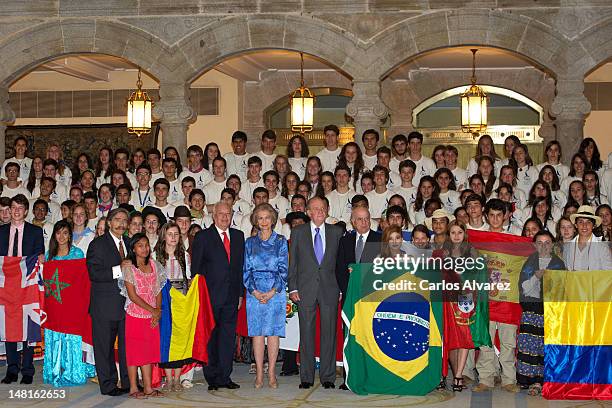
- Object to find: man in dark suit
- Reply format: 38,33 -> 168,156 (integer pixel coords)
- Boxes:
336,206 -> 382,299
335,206 -> 381,389
86,208 -> 130,396
191,201 -> 245,391
0,194 -> 44,385
288,196 -> 343,389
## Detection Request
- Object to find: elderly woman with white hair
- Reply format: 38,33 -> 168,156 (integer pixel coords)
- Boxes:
243,203 -> 288,389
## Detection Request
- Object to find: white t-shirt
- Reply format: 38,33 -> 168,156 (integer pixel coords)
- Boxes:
365,189 -> 394,219
50,181 -> 69,205
516,165 -> 539,196
224,152 -> 251,181
153,203 -> 176,220
203,179 -> 227,205
537,162 -> 569,181
451,167 -> 468,191
239,178 -> 264,203
1,157 -> 33,182
410,156 -> 436,186
26,199 -> 60,224
363,154 -> 377,171
326,189 -> 356,224
269,194 -> 290,220
56,167 -> 72,187
130,188 -> 155,211
288,157 -> 307,180
439,190 -> 461,213
168,179 -> 184,205
316,147 -> 341,172
1,184 -> 31,199
180,168 -> 213,190
253,151 -> 276,171
391,185 -> 417,207
233,199 -> 253,217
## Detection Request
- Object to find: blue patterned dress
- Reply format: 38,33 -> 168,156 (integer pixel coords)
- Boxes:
43,246 -> 97,387
243,231 -> 288,337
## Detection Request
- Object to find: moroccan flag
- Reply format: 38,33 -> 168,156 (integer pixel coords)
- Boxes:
0,256 -> 44,343
342,263 -> 442,395
42,259 -> 92,347
542,269 -> 612,400
467,230 -> 532,325
159,274 -> 215,363
441,259 -> 491,377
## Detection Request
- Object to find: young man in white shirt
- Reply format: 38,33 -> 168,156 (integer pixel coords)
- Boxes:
239,156 -> 265,203
389,134 -> 409,174
316,124 -> 342,172
392,160 -> 417,206
375,146 -> 401,189
485,198 -> 511,234
253,129 -> 277,171
114,148 -> 137,189
28,177 -> 60,224
180,145 -> 213,189
365,165 -> 395,221
189,189 -> 212,229
162,158 -> 183,205
42,159 -> 68,205
226,175 -> 252,217
263,170 -> 289,222
147,148 -> 164,186
362,129 -> 380,171
407,131 -> 436,186
445,145 -> 468,191
1,163 -> 30,198
224,131 -> 251,182
130,164 -> 154,211
152,178 -> 176,219
326,165 -> 356,224
203,157 -> 228,206
1,136 -> 32,182
465,194 -> 489,231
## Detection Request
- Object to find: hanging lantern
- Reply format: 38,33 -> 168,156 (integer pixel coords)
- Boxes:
461,49 -> 488,133
290,52 -> 314,133
127,68 -> 153,137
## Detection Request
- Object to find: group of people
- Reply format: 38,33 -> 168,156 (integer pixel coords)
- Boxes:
0,126 -> 610,398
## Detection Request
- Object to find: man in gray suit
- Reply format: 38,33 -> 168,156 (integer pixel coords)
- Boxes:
289,196 -> 342,389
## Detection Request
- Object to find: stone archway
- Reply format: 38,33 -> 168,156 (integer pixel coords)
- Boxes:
0,19 -> 188,86
367,9 -> 568,81
178,14 -> 369,83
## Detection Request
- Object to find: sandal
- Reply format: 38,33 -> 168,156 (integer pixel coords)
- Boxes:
249,363 -> 256,374
528,383 -> 542,396
181,379 -> 194,389
144,390 -> 165,398
453,377 -> 464,392
128,391 -> 147,399
436,377 -> 446,390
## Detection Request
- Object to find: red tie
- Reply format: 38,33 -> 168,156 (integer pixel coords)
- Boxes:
222,231 -> 230,262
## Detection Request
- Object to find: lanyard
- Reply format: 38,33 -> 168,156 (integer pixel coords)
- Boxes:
138,188 -> 151,208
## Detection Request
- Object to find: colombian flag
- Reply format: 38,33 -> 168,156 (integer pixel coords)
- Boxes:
159,275 -> 215,363
467,230 -> 532,325
342,263 -> 442,395
542,270 -> 612,400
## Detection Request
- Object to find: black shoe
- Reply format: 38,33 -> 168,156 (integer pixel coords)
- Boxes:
218,381 -> 240,389
339,383 -> 349,390
280,369 -> 299,376
299,382 -> 313,389
322,381 -> 335,389
119,386 -> 131,394
103,387 -> 128,396
1,373 -> 18,384
20,375 -> 33,385
208,385 -> 219,391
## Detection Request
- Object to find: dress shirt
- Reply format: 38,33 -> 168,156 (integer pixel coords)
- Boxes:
8,222 -> 25,256
310,221 -> 326,253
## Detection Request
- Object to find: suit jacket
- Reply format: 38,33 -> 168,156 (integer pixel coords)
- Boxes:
191,225 -> 245,307
0,222 -> 44,257
288,222 -> 343,307
86,232 -> 128,320
335,229 -> 381,296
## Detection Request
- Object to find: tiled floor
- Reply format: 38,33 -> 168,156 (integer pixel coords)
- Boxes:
0,362 -> 603,408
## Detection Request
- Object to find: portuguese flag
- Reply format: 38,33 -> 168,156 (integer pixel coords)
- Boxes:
342,263 -> 443,395
467,230 -> 533,325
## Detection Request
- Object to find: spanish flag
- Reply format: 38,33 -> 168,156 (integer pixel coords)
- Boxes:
542,270 -> 612,400
159,275 -> 215,363
342,263 -> 442,395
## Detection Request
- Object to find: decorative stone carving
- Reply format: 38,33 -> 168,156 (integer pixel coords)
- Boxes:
0,87 -> 16,163
346,80 -> 389,147
154,82 -> 197,162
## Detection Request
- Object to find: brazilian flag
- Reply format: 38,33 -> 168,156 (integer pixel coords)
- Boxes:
342,263 -> 443,395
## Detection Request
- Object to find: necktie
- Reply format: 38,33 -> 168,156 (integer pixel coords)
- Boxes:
118,240 -> 126,259
12,228 -> 18,257
314,227 -> 324,265
222,231 -> 231,262
355,234 -> 364,263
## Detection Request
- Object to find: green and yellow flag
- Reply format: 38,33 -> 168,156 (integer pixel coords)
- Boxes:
342,264 -> 443,395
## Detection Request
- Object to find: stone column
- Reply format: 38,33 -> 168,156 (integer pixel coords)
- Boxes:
153,81 -> 196,162
0,87 -> 16,163
346,79 -> 389,149
550,76 -> 591,165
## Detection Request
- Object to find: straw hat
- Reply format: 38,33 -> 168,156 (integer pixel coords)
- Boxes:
425,208 -> 455,230
569,205 -> 602,227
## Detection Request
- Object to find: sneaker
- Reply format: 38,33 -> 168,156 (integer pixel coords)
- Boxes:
472,383 -> 492,392
502,384 -> 521,393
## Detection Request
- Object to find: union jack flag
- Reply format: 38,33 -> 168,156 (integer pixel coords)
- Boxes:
0,256 -> 45,343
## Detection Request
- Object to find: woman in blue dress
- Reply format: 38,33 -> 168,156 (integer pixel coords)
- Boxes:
243,203 -> 288,389
43,220 -> 96,387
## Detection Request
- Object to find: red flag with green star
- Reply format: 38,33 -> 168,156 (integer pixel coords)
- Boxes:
42,259 -> 92,346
